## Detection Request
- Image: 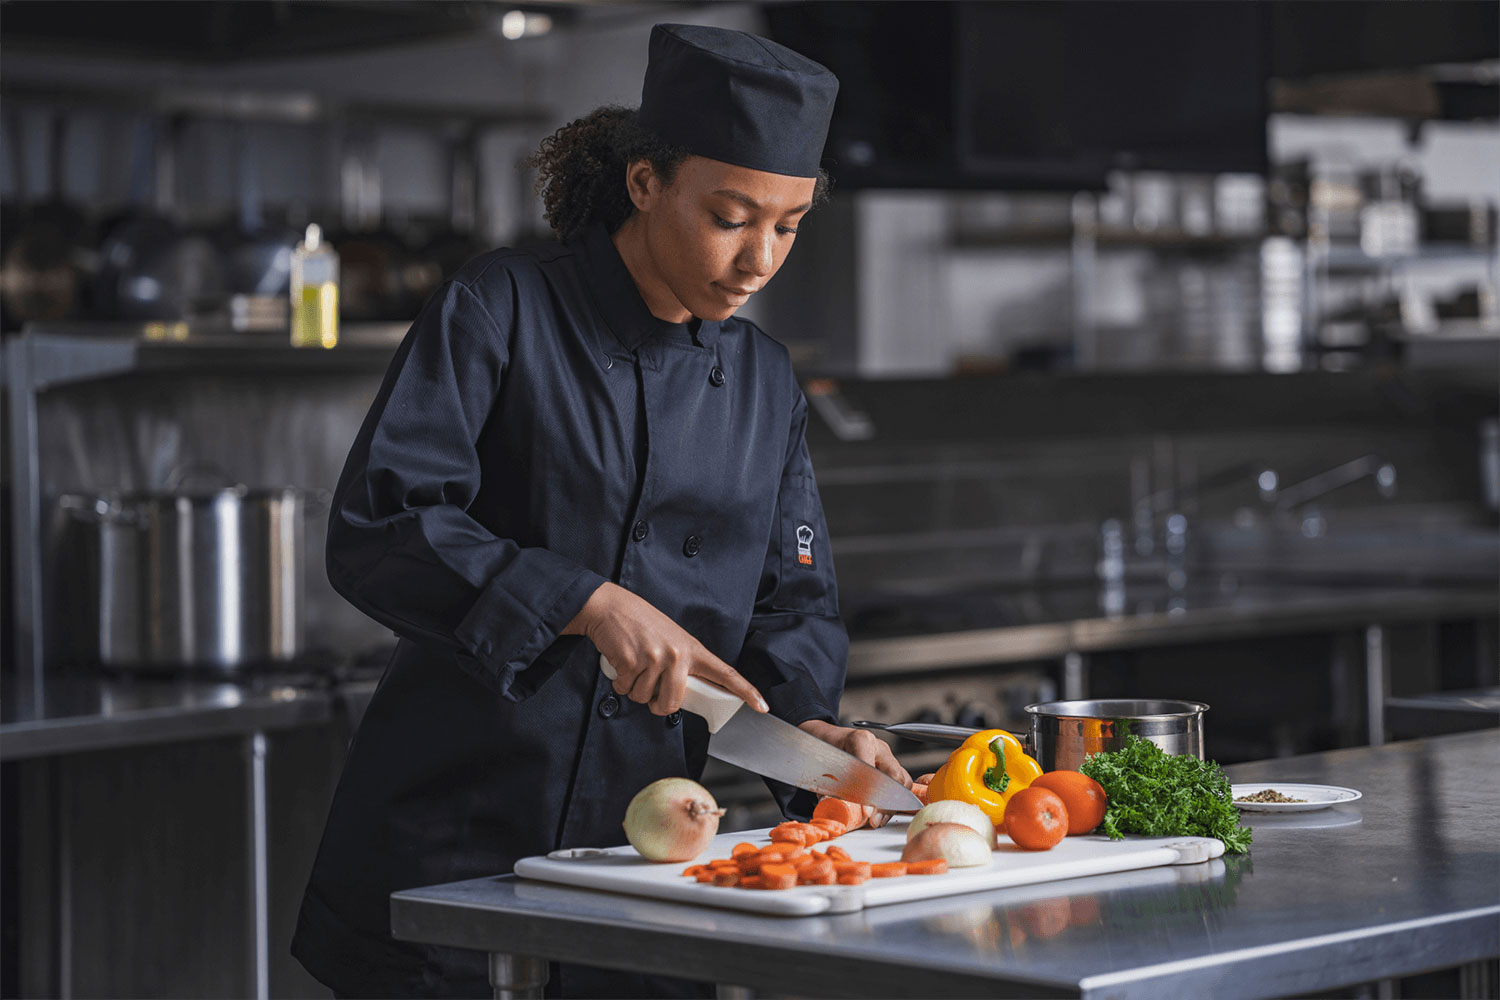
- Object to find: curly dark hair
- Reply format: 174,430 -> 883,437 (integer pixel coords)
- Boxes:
528,105 -> 832,243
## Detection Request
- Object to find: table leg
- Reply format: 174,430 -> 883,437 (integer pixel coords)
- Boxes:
1365,625 -> 1388,746
1063,651 -> 1087,701
245,732 -> 270,1000
488,953 -> 548,1000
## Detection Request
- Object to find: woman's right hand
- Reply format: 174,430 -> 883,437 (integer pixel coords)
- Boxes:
563,582 -> 769,718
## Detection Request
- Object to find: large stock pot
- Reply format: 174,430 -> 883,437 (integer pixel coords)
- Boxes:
61,471 -> 327,673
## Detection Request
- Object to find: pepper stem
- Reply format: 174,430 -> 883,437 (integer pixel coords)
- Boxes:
982,737 -> 1011,794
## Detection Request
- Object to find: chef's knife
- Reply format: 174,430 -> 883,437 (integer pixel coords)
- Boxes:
600,657 -> 921,812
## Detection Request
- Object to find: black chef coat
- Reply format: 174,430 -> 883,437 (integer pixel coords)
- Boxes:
292,223 -> 848,999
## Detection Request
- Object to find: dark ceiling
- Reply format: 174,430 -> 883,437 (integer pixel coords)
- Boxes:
0,0 -> 578,62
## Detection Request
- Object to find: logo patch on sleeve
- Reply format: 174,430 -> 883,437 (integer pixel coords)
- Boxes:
796,524 -> 815,566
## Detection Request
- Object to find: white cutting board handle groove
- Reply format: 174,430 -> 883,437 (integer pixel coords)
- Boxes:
1165,839 -> 1216,864
598,655 -> 744,734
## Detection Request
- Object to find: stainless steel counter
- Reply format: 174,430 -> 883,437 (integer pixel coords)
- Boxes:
391,730 -> 1500,999
0,673 -> 340,761
844,580 -> 1498,675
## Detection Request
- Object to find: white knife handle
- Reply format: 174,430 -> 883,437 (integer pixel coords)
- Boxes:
598,655 -> 744,734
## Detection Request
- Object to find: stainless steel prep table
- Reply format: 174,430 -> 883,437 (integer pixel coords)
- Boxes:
390,729 -> 1500,1000
0,672 -> 355,999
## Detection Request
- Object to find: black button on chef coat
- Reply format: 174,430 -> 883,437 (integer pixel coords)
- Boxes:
292,223 -> 847,999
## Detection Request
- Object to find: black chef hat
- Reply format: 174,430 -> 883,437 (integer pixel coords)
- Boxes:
638,23 -> 838,179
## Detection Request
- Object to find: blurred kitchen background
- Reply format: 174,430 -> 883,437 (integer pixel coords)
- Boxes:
1,2 -> 1496,997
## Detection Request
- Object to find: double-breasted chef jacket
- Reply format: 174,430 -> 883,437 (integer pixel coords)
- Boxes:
293,222 -> 848,997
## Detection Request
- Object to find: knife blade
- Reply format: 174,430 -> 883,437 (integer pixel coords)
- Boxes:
600,657 -> 922,812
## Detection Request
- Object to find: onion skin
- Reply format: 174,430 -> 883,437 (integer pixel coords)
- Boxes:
906,800 -> 996,847
901,822 -> 993,868
622,778 -> 726,862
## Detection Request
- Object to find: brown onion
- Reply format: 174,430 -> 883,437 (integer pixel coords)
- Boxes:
622,778 -> 726,862
901,822 -> 993,867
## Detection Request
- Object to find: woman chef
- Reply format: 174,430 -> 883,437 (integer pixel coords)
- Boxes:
292,22 -> 910,999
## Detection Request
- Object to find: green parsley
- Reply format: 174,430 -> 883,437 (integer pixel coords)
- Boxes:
1079,736 -> 1252,853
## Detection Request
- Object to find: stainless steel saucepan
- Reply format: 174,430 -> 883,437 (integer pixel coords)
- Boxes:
855,698 -> 1209,771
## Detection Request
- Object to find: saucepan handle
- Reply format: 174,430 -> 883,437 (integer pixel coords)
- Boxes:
853,720 -> 1037,754
598,654 -> 743,734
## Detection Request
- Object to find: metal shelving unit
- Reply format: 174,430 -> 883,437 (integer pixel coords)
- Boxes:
4,322 -> 405,688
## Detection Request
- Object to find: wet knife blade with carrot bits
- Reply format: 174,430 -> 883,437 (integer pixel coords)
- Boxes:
600,656 -> 921,811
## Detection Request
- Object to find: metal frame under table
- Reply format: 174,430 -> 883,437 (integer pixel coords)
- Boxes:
391,729 -> 1500,999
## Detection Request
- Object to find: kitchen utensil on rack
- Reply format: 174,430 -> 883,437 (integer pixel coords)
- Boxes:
855,698 -> 1209,771
59,463 -> 329,673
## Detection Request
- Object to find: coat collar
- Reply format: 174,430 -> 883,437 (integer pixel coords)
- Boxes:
575,223 -> 721,351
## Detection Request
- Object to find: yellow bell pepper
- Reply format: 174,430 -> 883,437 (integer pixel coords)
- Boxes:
926,728 -> 1043,826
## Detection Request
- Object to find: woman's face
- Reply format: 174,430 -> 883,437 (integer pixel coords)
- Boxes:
622,155 -> 817,323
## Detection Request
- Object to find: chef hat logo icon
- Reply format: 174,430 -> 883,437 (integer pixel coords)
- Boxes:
796,524 -> 814,566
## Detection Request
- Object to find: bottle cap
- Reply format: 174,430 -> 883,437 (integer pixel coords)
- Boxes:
304,223 -> 322,250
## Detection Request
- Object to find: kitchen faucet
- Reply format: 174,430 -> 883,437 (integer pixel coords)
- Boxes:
1265,454 -> 1397,536
1128,459 -> 1278,558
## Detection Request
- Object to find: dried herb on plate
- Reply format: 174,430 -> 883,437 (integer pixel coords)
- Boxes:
1079,736 -> 1252,853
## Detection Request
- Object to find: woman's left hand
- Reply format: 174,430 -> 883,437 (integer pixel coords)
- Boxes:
796,720 -> 913,829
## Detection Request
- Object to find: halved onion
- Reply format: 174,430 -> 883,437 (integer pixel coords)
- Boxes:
906,799 -> 996,847
901,822 -> 993,867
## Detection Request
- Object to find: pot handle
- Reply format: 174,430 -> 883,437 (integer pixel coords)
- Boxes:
852,720 -> 1037,754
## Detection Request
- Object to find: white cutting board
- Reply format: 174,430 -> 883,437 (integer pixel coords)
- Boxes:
514,819 -> 1224,916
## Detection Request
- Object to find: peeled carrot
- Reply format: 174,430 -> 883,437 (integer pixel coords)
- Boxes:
813,797 -> 866,832
797,860 -> 835,885
713,871 -> 740,887
694,870 -> 718,883
759,863 -> 798,879
759,871 -> 796,890
836,872 -> 869,885
825,845 -> 851,862
682,864 -> 707,877
906,859 -> 948,875
739,875 -> 767,890
869,862 -> 908,878
809,819 -> 847,837
912,783 -> 929,805
731,842 -> 759,858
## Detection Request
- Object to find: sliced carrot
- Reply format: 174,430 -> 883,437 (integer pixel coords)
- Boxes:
812,797 -> 865,831
912,783 -> 929,805
736,856 -> 764,875
682,864 -> 708,877
781,848 -> 809,865
713,870 -> 740,887
825,845 -> 851,862
759,862 -> 798,880
906,859 -> 948,875
836,872 -> 870,885
738,875 -> 766,890
797,860 -> 835,884
832,860 -> 871,879
760,871 -> 797,890
869,862 -> 908,878
758,846 -> 789,861
694,870 -> 718,883
809,819 -> 847,837
769,822 -> 807,842
731,842 -> 759,858
708,860 -> 739,870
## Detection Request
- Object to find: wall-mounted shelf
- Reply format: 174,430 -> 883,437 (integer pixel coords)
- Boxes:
4,321 -> 405,685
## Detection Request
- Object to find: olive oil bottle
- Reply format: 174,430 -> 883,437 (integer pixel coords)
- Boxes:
289,223 -> 339,348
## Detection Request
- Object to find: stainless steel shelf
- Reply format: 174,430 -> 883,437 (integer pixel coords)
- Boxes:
5,322 -> 405,685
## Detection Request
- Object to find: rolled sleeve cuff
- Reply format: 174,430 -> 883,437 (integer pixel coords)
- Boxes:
453,549 -> 605,691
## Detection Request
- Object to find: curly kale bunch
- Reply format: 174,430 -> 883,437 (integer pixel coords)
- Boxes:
1080,736 -> 1252,853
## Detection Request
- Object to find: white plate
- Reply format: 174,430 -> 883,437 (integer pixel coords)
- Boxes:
1231,783 -> 1362,812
